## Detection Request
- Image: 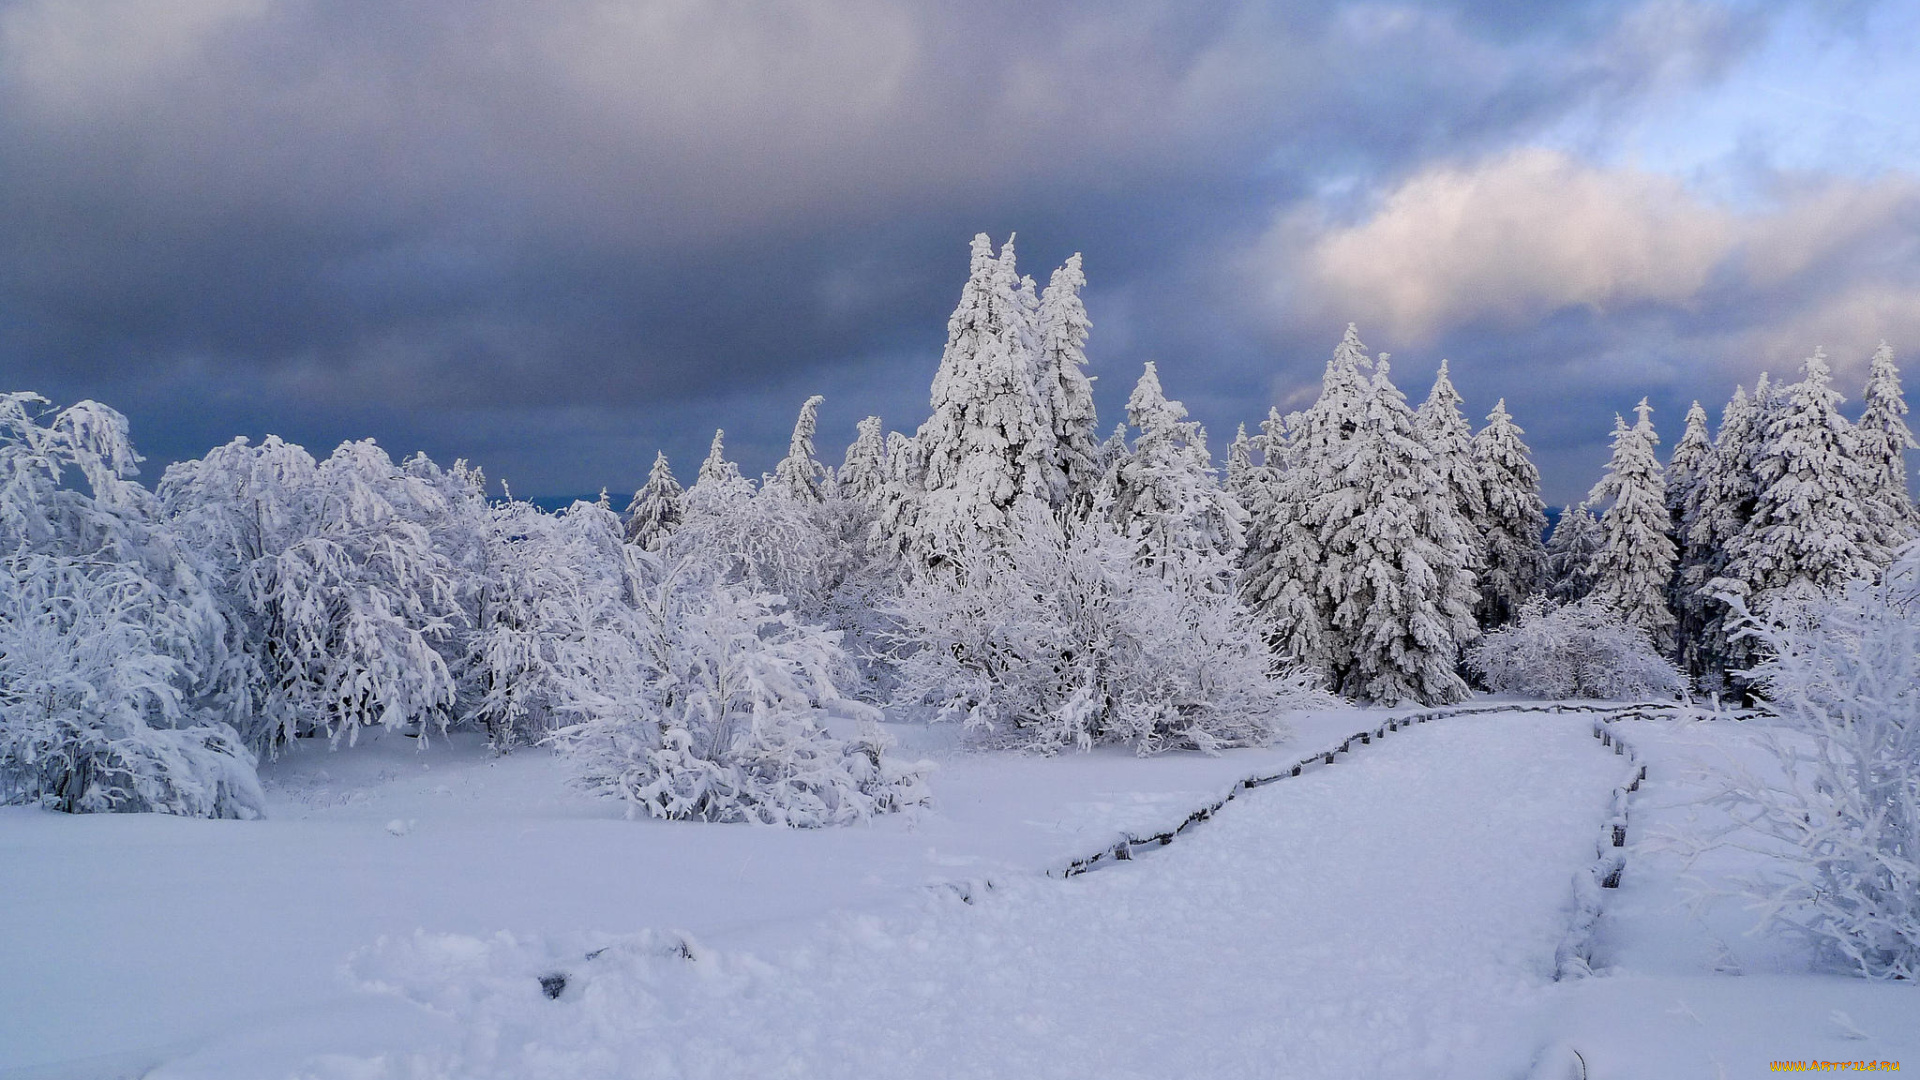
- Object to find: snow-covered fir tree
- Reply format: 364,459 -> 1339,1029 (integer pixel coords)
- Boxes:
1715,349 -> 1875,625
836,416 -> 889,509
911,235 -> 1055,570
770,395 -> 830,503
1035,252 -> 1100,515
1664,401 -> 1713,670
1545,502 -> 1603,602
1414,359 -> 1487,556
1681,384 -> 1762,681
624,451 -> 684,550
1851,343 -> 1917,562
1586,401 -> 1677,650
1225,423 -> 1257,507
867,430 -> 923,563
1316,356 -> 1479,704
1470,398 -> 1548,627
1241,325 -> 1377,683
1103,363 -> 1245,580
676,428 -> 832,611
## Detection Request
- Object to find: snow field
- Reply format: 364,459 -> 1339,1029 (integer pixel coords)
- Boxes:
149,712 -> 1625,1079
1543,713 -> 1919,1079
0,711 -> 1366,1075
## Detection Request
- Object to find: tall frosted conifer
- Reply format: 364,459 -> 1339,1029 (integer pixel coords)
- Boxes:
1106,363 -> 1245,577
1587,401 -> 1676,649
1319,356 -> 1478,704
1718,350 -> 1875,618
1665,401 -> 1714,669
1470,399 -> 1548,626
1225,423 -> 1258,508
771,395 -> 829,503
1241,325 -> 1376,682
837,416 -> 888,508
912,235 -> 1055,570
869,431 -> 923,562
624,451 -> 684,550
1035,253 -> 1100,514
1415,359 -> 1487,544
1686,386 -> 1762,680
1852,343 -> 1917,561
1546,502 -> 1603,602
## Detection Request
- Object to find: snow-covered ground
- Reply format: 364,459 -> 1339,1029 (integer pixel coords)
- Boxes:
1541,710 -> 1918,1079
4,705 -> 1913,1079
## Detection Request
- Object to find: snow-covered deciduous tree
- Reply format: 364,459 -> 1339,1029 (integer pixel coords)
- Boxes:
1703,545 -> 1920,979
836,416 -> 888,509
1545,503 -> 1603,602
888,502 -> 1323,754
1851,343 -> 1917,563
2,394 -> 263,817
912,234 -> 1055,571
546,548 -> 930,826
771,395 -> 830,504
1587,401 -> 1677,649
1465,597 -> 1682,700
1470,398 -> 1548,627
1103,363 -> 1245,581
1317,356 -> 1479,705
1716,350 -> 1875,628
1035,252 -> 1100,515
461,497 -> 628,749
624,452 -> 685,550
1,551 -> 266,817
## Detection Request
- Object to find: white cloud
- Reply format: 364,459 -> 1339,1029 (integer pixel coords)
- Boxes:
1268,147 -> 1920,371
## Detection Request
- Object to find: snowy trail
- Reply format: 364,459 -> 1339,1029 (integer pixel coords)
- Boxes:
159,712 -> 1623,1080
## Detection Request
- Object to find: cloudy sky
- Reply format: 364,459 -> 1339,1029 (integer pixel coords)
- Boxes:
3,0 -> 1916,504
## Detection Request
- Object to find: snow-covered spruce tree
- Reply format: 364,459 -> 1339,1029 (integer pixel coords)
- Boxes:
887,501 -> 1324,754
1103,363 -> 1245,581
1465,597 -> 1682,700
771,395 -> 830,504
1665,401 -> 1714,669
1715,350 -> 1875,638
624,451 -> 684,550
1415,359 -> 1487,567
836,416 -> 889,509
671,429 -> 833,615
1035,252 -> 1101,516
1241,326 -> 1376,683
1316,356 -> 1479,705
912,234 -> 1055,572
1702,545 -> 1920,979
1587,402 -> 1677,651
546,545 -> 930,826
1545,502 -> 1603,603
1683,385 -> 1762,682
1,394 -> 265,817
868,431 -> 924,563
1470,399 -> 1548,627
1852,343 -> 1917,563
1225,423 -> 1258,509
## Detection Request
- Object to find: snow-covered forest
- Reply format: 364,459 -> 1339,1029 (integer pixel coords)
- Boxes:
7,232 -> 1920,1077
4,233 -> 1916,823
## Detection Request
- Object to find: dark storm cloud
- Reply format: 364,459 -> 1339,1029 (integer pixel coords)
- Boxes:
0,0 -> 1842,497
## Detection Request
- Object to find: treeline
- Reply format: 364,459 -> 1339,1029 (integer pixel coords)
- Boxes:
2,233 -> 1911,821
